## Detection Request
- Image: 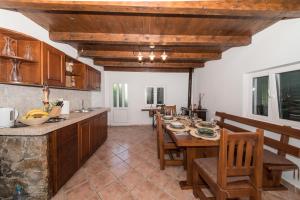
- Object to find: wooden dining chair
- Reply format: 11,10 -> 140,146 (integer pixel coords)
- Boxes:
164,105 -> 177,115
193,129 -> 264,200
156,112 -> 184,170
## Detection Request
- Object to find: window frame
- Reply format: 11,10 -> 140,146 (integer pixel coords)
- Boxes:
244,63 -> 300,128
112,83 -> 128,108
145,85 -> 166,106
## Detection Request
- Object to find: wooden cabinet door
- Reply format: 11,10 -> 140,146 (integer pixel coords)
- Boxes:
100,112 -> 108,144
42,43 -> 65,86
55,124 -> 78,193
78,120 -> 90,166
90,117 -> 99,153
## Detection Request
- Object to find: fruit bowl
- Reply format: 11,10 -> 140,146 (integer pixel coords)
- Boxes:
19,116 -> 49,126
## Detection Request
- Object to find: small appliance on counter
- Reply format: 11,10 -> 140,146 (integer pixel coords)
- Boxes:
0,107 -> 18,128
61,100 -> 70,115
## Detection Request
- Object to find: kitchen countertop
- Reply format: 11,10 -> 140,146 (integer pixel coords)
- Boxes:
0,108 -> 110,136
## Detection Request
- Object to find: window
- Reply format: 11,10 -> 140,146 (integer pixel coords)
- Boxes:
252,76 -> 269,116
276,70 -> 300,122
246,63 -> 300,125
146,87 -> 154,104
157,87 -> 164,105
145,86 -> 165,105
113,83 -> 128,108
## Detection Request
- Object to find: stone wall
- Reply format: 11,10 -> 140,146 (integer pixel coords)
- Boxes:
0,135 -> 49,199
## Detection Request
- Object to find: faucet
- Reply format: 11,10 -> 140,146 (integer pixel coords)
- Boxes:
81,100 -> 85,110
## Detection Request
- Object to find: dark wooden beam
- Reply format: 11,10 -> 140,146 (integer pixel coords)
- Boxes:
104,66 -> 191,73
94,61 -> 204,68
1,1 -> 300,18
50,32 -> 251,47
80,50 -> 221,61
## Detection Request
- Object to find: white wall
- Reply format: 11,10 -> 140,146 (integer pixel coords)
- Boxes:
105,71 -> 189,125
0,9 -> 105,108
193,18 -> 300,188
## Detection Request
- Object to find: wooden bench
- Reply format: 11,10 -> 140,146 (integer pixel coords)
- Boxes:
215,112 -> 300,191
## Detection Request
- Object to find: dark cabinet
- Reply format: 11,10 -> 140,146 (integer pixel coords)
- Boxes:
49,124 -> 78,195
49,112 -> 108,196
78,120 -> 91,166
42,43 -> 65,86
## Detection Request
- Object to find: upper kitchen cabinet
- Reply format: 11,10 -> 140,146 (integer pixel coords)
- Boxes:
86,66 -> 101,91
42,43 -> 66,87
0,28 -> 101,91
0,28 -> 41,85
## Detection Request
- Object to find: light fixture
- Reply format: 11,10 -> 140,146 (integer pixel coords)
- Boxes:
149,51 -> 155,62
137,52 -> 143,62
161,51 -> 168,61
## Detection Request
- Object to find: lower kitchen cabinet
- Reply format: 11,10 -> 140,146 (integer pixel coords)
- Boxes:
78,119 -> 91,166
49,111 -> 108,195
49,123 -> 78,195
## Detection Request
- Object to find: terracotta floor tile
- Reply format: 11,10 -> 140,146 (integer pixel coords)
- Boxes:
63,168 -> 88,192
109,162 -> 132,177
131,180 -> 164,200
83,160 -> 108,176
88,170 -> 117,192
99,181 -> 129,200
119,169 -> 146,191
148,170 -> 172,188
65,182 -> 99,200
104,155 -> 124,167
134,161 -> 156,178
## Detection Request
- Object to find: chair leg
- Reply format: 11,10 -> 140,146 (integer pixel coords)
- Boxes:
156,136 -> 160,159
183,149 -> 187,170
250,190 -> 262,200
192,166 -> 200,198
160,147 -> 165,170
176,150 -> 180,158
216,192 -> 226,200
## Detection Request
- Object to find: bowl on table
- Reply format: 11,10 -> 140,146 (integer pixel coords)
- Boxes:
163,115 -> 173,120
170,122 -> 185,129
196,128 -> 216,138
19,116 -> 50,126
199,121 -> 216,128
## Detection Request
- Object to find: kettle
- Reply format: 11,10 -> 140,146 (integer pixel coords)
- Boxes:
0,107 -> 18,128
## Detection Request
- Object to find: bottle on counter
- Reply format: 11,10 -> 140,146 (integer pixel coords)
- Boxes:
13,184 -> 25,200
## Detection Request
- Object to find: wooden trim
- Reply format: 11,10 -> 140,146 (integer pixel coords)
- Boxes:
215,112 -> 300,140
104,66 -> 191,73
80,50 -> 221,61
50,32 -> 251,47
2,1 -> 300,18
97,61 -> 204,68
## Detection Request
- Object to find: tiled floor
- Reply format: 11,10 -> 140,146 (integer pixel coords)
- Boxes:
52,126 -> 300,200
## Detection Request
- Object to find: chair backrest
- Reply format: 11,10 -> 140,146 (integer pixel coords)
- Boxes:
217,129 -> 264,189
164,105 -> 176,115
215,111 -> 300,158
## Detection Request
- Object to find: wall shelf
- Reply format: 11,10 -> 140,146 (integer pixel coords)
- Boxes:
0,54 -> 37,63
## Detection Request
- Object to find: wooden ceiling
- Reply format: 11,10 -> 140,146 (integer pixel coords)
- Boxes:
1,1 -> 300,72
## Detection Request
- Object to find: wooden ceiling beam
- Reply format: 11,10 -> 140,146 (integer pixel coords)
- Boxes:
1,1 -> 300,18
50,32 -> 251,47
80,50 -> 221,61
94,61 -> 204,68
104,66 -> 191,73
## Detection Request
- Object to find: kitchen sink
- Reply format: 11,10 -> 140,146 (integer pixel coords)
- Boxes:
73,108 -> 94,113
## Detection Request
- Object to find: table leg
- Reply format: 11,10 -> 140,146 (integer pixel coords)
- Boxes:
179,147 -> 198,190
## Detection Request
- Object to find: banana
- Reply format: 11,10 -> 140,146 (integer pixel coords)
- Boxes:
24,109 -> 49,119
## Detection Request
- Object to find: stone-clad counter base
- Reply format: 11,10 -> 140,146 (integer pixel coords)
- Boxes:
0,135 -> 49,199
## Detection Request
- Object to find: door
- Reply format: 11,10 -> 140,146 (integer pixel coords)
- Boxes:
111,83 -> 129,125
42,43 -> 65,86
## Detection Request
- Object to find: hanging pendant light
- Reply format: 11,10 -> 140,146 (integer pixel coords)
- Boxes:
137,52 -> 143,62
161,51 -> 168,61
149,51 -> 155,62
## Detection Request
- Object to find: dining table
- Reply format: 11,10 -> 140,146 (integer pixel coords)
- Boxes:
162,116 -> 220,190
